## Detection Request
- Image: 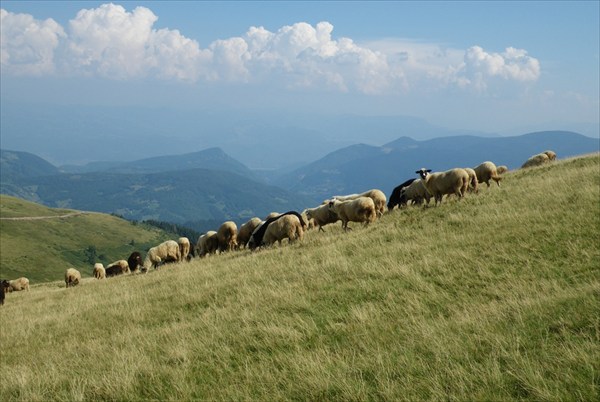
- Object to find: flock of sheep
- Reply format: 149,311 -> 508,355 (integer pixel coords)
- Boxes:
0,150 -> 556,303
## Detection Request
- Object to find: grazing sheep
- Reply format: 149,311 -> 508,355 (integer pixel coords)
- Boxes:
93,263 -> 106,280
497,165 -> 509,175
248,211 -> 306,250
521,153 -> 550,168
327,197 -> 377,231
304,204 -> 339,232
329,189 -> 387,217
217,221 -> 238,252
237,218 -> 263,249
143,240 -> 181,270
105,260 -> 130,277
463,167 -> 479,193
65,268 -> 81,288
387,178 -> 417,210
8,277 -> 30,292
415,168 -> 469,205
177,237 -> 191,261
543,150 -> 557,161
473,161 -> 502,187
127,252 -> 143,273
265,212 -> 280,220
398,179 -> 431,207
261,214 -> 304,247
196,231 -> 219,257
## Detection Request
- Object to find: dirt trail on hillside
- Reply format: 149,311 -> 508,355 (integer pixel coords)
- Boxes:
0,212 -> 89,221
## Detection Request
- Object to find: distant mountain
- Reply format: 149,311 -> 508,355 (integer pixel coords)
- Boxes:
1,167 -> 314,233
60,147 -> 258,180
0,149 -> 60,182
275,131 -> 599,201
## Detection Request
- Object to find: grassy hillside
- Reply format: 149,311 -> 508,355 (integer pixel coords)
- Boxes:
0,195 -> 173,282
1,154 -> 598,401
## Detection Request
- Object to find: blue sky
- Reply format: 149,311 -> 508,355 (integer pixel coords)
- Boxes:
1,1 -> 598,165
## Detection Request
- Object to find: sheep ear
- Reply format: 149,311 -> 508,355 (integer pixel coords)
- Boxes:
415,170 -> 420,174
426,169 -> 432,173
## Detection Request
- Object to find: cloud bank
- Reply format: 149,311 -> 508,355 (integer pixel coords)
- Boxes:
1,3 -> 541,94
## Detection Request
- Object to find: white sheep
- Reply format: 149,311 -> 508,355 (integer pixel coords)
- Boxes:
543,150 -> 557,161
196,231 -> 219,257
177,237 -> 191,262
415,168 -> 469,205
496,165 -> 509,175
304,204 -> 339,232
473,161 -> 502,187
8,277 -> 30,292
65,268 -> 81,288
327,197 -> 377,231
398,179 -> 431,206
521,153 -> 550,168
217,221 -> 238,252
93,263 -> 105,280
463,167 -> 479,193
329,189 -> 387,217
248,212 -> 306,250
261,214 -> 304,247
143,240 -> 181,270
237,217 -> 263,249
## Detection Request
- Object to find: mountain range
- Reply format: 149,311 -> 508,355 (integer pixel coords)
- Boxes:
1,130 -> 598,231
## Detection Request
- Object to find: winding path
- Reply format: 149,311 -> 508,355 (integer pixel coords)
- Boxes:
0,212 -> 88,221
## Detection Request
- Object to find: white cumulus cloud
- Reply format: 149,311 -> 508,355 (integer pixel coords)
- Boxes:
0,4 -> 542,95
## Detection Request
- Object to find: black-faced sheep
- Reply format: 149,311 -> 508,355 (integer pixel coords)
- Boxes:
65,268 -> 81,288
329,189 -> 387,217
8,277 -> 30,292
248,211 -> 306,250
473,161 -> 502,187
93,263 -> 106,279
237,217 -> 263,249
543,150 -> 557,161
387,178 -> 417,210
217,221 -> 238,252
196,231 -> 219,257
521,153 -> 550,168
304,204 -> 339,232
415,168 -> 469,205
143,240 -> 181,270
327,197 -> 377,231
127,252 -> 143,273
177,237 -> 191,261
398,179 -> 431,207
463,167 -> 479,193
105,260 -> 130,277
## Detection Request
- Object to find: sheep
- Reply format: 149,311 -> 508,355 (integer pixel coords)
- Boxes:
301,210 -> 316,230
327,197 -> 377,231
329,189 -> 387,217
217,221 -> 238,252
543,150 -> 557,161
303,204 -> 339,232
398,179 -> 431,207
248,211 -> 306,250
265,212 -> 280,220
387,178 -> 417,210
196,231 -> 219,257
8,277 -> 30,292
0,280 -> 9,305
93,263 -> 106,280
237,217 -> 263,249
415,168 -> 469,205
65,268 -> 81,288
105,260 -> 130,277
521,153 -> 550,169
127,251 -> 143,273
473,161 -> 502,187
261,214 -> 304,247
463,167 -> 479,193
143,240 -> 181,270
177,237 -> 191,261
497,165 -> 509,175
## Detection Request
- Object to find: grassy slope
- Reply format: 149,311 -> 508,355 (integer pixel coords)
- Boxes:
0,195 -> 172,282
0,155 -> 598,401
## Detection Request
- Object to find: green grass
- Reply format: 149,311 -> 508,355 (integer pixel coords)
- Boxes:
1,154 -> 598,401
0,195 -> 173,282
